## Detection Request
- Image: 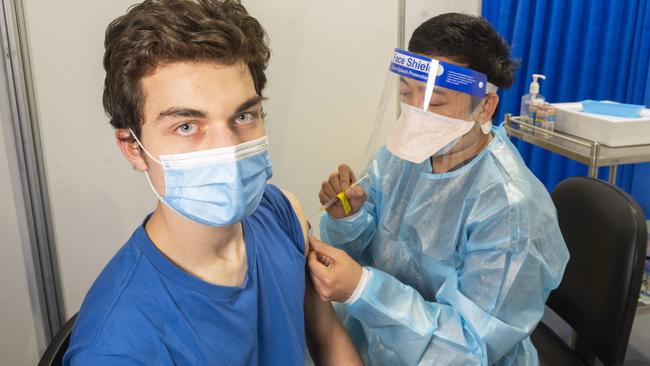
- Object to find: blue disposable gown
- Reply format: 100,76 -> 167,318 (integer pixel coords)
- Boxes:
321,126 -> 569,365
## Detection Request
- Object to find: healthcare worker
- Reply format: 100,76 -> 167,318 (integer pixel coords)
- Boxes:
308,13 -> 569,365
63,1 -> 361,365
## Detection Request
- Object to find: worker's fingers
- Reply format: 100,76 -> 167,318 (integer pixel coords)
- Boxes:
345,185 -> 366,200
338,164 -> 352,190
319,190 -> 332,205
329,172 -> 341,194
309,236 -> 341,260
316,251 -> 333,266
349,168 -> 357,185
320,181 -> 337,200
307,250 -> 331,281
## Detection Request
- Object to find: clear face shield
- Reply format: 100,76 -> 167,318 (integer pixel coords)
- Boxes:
310,48 -> 498,223
377,48 -> 499,165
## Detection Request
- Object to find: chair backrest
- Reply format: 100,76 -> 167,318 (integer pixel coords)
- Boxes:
38,313 -> 77,366
548,177 -> 647,365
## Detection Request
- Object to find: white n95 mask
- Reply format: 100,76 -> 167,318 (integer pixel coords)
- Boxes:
387,102 -> 490,164
131,132 -> 272,226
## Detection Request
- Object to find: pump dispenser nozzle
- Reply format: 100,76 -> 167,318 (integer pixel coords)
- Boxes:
529,74 -> 546,94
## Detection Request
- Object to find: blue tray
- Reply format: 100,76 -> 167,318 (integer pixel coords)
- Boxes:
581,100 -> 644,118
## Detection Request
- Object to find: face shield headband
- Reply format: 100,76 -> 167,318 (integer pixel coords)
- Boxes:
389,48 -> 498,110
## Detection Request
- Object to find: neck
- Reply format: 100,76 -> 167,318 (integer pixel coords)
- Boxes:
144,202 -> 247,286
432,127 -> 492,173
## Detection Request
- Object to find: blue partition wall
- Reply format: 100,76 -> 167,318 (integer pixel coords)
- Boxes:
482,0 -> 650,217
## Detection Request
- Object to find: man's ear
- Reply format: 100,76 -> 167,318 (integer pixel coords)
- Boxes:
479,93 -> 499,122
115,129 -> 148,172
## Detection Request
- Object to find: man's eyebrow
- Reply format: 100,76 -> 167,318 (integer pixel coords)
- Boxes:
155,96 -> 266,123
227,95 -> 266,121
156,107 -> 206,122
234,95 -> 265,113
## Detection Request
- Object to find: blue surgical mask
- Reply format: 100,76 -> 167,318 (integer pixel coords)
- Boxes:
131,131 -> 272,226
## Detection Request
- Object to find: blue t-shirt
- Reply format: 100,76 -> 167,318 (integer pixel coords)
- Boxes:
64,185 -> 306,365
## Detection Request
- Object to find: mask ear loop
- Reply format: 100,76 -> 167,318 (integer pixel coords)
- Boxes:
129,129 -> 162,164
143,171 -> 165,201
475,99 -> 492,134
128,129 -> 165,200
474,84 -> 500,135
480,119 -> 493,134
460,97 -> 490,136
480,83 -> 499,134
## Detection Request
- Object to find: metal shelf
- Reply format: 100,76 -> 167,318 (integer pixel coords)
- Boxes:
504,114 -> 650,184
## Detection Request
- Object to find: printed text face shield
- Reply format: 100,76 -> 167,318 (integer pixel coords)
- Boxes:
375,48 -> 498,164
309,48 -> 498,221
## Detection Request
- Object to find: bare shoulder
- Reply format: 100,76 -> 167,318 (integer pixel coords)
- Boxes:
280,188 -> 310,254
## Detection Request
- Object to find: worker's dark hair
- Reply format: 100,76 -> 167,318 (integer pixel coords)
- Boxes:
409,13 -> 515,90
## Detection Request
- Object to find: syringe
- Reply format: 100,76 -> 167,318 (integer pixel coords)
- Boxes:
311,174 -> 369,218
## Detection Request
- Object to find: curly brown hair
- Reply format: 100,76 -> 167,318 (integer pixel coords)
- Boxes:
103,0 -> 270,140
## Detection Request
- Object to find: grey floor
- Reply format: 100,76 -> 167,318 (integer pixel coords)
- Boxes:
627,312 -> 650,365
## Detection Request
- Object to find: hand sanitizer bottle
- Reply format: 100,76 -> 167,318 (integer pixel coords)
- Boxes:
520,74 -> 546,125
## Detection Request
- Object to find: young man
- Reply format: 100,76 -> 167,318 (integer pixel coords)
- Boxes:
309,13 -> 569,365
64,1 -> 361,365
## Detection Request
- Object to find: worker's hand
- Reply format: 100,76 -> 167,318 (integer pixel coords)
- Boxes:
319,164 -> 367,219
307,236 -> 363,302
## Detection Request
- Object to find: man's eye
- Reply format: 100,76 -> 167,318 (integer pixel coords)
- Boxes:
235,112 -> 257,125
175,123 -> 196,135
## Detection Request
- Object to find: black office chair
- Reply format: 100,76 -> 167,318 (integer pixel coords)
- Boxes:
38,313 -> 77,366
531,177 -> 647,366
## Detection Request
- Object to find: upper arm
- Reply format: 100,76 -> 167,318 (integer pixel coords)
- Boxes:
282,191 -> 363,364
280,189 -> 310,254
